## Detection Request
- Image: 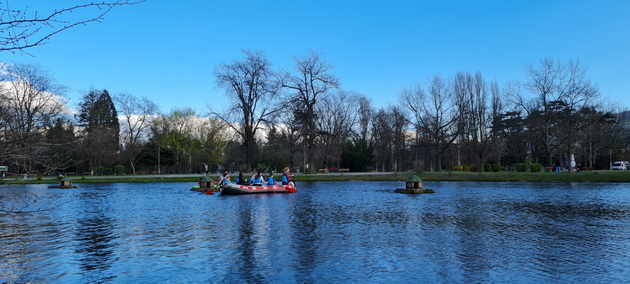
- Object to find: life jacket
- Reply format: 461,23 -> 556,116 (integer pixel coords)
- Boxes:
250,176 -> 263,185
266,177 -> 276,184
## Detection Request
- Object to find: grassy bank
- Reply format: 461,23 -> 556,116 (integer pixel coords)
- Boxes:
418,171 -> 630,182
294,171 -> 630,183
0,176 -> 197,184
2,170 -> 630,185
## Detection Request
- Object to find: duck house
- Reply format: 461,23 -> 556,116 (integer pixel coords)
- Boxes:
406,175 -> 423,190
48,177 -> 82,189
395,175 -> 434,194
191,176 -> 215,193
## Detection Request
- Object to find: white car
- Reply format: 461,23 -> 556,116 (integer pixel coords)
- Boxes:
612,161 -> 630,170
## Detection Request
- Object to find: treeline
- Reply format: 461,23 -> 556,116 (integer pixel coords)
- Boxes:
1,55 -> 629,176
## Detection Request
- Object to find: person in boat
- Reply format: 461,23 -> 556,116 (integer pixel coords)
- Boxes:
250,171 -> 264,185
282,167 -> 293,185
212,179 -> 220,189
266,173 -> 278,185
219,170 -> 230,186
235,171 -> 246,184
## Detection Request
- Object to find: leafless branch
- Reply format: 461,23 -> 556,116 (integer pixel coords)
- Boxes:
1,0 -> 145,53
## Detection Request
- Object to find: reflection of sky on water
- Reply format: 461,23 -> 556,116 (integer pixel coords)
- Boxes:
1,181 -> 630,282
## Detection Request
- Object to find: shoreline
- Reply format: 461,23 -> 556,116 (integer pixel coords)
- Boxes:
3,171 -> 630,184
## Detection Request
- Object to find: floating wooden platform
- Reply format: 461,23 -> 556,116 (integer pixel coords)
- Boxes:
394,188 -> 435,194
48,185 -> 82,189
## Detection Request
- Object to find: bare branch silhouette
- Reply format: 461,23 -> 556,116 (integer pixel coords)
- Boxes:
1,0 -> 145,53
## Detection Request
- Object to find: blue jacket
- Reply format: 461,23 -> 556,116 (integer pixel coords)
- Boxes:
221,177 -> 230,185
266,177 -> 277,185
250,176 -> 263,185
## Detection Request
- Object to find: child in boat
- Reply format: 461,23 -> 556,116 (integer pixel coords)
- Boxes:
250,172 -> 264,185
266,173 -> 278,185
235,171 -> 245,184
282,167 -> 293,185
219,170 -> 230,185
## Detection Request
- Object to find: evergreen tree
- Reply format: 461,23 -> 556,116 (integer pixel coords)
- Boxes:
77,89 -> 120,170
340,139 -> 373,172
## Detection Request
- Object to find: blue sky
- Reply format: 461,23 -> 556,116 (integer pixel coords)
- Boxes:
3,0 -> 629,113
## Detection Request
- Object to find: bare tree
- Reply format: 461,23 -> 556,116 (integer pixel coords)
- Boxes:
0,63 -> 70,173
553,61 -> 599,169
399,75 -> 459,171
339,95 -> 374,172
372,106 -> 408,172
114,92 -> 158,174
282,52 -> 339,173
1,0 -> 144,53
488,80 -> 504,164
213,50 -> 280,171
462,72 -> 493,171
315,90 -> 360,169
510,58 -> 599,166
577,103 -> 623,168
268,105 -> 303,170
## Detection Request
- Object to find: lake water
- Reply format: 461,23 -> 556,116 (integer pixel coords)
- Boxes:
2,181 -> 630,283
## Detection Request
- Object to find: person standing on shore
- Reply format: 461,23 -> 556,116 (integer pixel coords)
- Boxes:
555,160 -> 562,174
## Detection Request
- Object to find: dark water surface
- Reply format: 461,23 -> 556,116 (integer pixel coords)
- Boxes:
2,181 -> 630,283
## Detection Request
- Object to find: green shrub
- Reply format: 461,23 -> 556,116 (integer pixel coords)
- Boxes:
37,176 -> 43,181
530,163 -> 542,172
515,163 -> 528,172
104,168 -> 113,175
483,163 -> 492,172
94,166 -> 106,175
453,165 -> 463,171
491,164 -> 501,172
463,165 -> 471,172
114,165 -> 125,175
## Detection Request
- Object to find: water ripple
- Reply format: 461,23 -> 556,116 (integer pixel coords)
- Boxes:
2,182 -> 630,282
